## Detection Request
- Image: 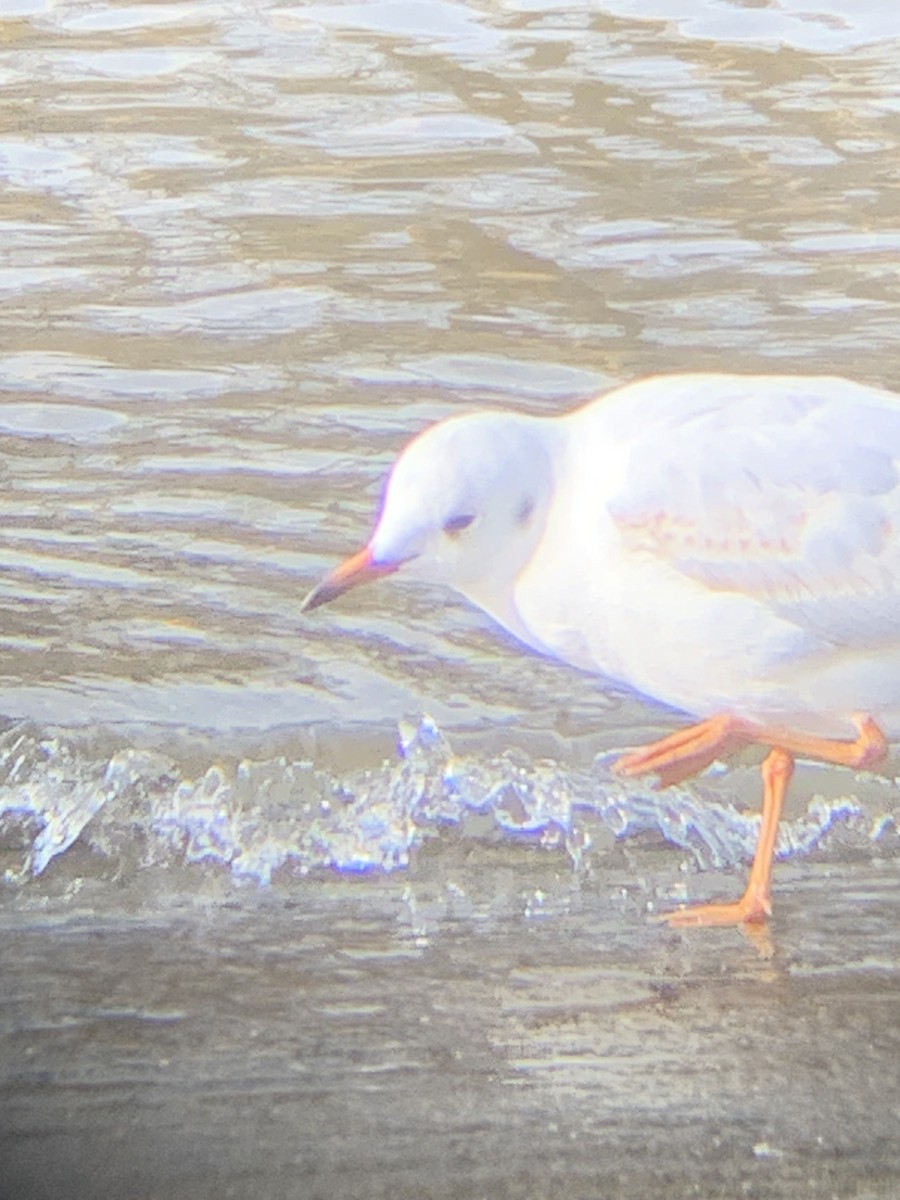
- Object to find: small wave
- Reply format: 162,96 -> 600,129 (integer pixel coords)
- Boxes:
1,717 -> 895,890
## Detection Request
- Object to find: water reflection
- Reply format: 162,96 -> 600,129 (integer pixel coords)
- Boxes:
0,0 -> 897,831
1,4 -> 898,730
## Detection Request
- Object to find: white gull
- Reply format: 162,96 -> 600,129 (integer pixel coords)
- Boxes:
302,373 -> 899,927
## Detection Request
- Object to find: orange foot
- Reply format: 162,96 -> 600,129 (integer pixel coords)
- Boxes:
615,714 -> 888,929
636,741 -> 797,929
656,889 -> 770,928
657,893 -> 776,957
615,713 -> 750,788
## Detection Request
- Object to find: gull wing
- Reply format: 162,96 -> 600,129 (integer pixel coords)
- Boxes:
605,377 -> 900,648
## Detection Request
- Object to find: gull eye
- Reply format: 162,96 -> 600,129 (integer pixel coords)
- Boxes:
516,496 -> 535,526
443,513 -> 476,537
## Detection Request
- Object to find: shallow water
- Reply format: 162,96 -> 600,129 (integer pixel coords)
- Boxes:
1,1 -> 900,1197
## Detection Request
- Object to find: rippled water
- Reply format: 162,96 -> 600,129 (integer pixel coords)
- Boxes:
2,3 -> 900,1198
2,0 -> 899,739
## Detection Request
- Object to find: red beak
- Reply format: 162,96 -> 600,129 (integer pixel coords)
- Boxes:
300,546 -> 397,612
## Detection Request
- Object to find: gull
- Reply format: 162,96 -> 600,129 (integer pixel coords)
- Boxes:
302,373 -> 899,927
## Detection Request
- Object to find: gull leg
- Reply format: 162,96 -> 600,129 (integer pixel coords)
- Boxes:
619,713 -> 888,928
614,713 -> 753,787
615,712 -> 887,786
748,713 -> 887,772
660,748 -> 793,927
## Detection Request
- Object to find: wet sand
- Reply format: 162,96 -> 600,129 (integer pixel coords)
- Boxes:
2,847 -> 899,1200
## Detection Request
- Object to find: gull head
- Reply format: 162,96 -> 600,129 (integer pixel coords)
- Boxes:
301,410 -> 557,616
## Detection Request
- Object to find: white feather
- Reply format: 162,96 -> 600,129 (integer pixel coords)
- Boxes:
366,373 -> 900,738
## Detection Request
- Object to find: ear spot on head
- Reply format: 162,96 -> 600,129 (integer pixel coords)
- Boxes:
443,513 -> 476,537
516,496 -> 535,527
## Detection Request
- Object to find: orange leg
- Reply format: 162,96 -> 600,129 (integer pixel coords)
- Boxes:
750,713 -> 887,771
615,712 -> 886,788
614,712 -> 888,928
662,748 -> 793,927
615,713 -> 752,787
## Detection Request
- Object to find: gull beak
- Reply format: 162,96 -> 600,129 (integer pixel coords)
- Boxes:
300,545 -> 398,613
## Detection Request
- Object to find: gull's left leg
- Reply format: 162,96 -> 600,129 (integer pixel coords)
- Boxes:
751,713 -> 887,772
614,713 -> 752,788
616,712 -> 887,788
